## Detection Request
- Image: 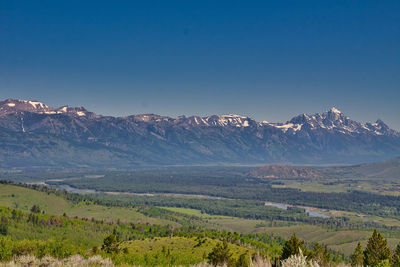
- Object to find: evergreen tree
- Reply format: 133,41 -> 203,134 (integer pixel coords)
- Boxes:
0,216 -> 8,236
393,243 -> 400,267
364,230 -> 391,266
11,210 -> 17,220
350,242 -> 364,267
311,242 -> 331,266
101,234 -> 120,254
281,233 -> 305,260
30,205 -> 41,214
207,240 -> 234,266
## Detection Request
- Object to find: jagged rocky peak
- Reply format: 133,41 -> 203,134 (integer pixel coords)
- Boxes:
329,107 -> 341,113
375,119 -> 389,129
366,119 -> 394,136
322,107 -> 348,121
288,113 -> 310,125
281,107 -> 397,136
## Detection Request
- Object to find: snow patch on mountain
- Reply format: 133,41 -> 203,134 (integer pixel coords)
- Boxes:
269,123 -> 303,133
59,106 -> 68,113
28,101 -> 47,109
204,114 -> 252,127
0,99 -> 95,118
330,107 -> 341,114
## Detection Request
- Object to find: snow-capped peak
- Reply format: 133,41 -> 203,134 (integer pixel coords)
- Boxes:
329,107 -> 341,114
8,99 -> 49,109
0,99 -> 53,113
0,99 -> 94,117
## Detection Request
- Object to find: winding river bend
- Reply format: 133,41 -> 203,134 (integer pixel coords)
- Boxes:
264,202 -> 330,218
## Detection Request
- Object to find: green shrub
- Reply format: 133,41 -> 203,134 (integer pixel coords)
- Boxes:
0,236 -> 13,261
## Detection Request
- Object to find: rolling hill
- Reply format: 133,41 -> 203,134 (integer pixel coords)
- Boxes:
249,165 -> 324,178
249,157 -> 400,179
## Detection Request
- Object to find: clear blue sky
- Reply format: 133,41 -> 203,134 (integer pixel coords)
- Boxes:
1,1 -> 399,129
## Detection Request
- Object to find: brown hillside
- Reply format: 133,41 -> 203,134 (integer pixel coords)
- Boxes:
249,165 -> 324,178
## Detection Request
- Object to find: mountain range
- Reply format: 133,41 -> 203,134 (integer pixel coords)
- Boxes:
0,99 -> 399,168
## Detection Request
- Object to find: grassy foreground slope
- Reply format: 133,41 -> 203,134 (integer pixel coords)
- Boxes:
0,183 -> 176,226
3,181 -> 400,265
0,183 -> 282,266
114,236 -> 253,266
160,207 -> 400,257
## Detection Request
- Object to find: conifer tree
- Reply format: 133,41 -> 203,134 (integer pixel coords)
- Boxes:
0,216 -> 8,236
350,242 -> 364,267
364,230 -> 391,266
30,205 -> 41,214
393,243 -> 400,267
207,240 -> 234,266
311,242 -> 331,266
102,234 -> 119,254
281,233 -> 305,260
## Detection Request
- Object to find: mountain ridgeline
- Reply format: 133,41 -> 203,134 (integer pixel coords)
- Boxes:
0,99 -> 399,168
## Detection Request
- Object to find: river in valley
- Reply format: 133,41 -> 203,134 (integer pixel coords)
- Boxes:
39,180 -> 330,218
